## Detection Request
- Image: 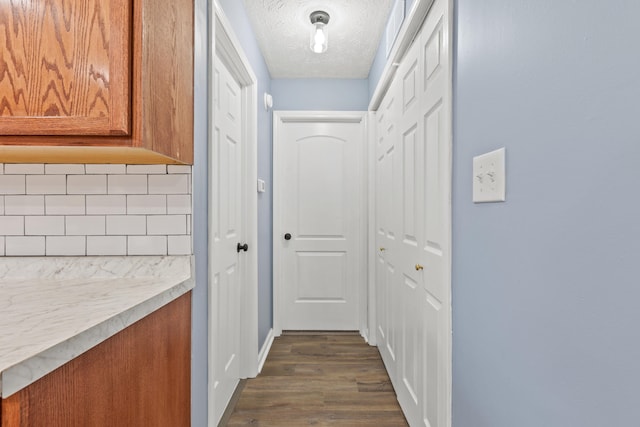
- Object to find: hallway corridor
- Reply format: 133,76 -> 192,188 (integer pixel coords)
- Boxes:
224,333 -> 409,426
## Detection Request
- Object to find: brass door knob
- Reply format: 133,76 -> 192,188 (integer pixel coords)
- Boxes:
379,247 -> 386,252
415,264 -> 424,271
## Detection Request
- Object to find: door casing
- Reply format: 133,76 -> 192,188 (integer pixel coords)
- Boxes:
273,111 -> 369,337
208,3 -> 258,426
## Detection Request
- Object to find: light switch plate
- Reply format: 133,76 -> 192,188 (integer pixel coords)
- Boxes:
257,179 -> 266,193
473,148 -> 506,203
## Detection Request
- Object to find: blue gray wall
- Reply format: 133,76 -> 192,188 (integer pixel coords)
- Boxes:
191,0 -> 208,426
368,38 -> 385,100
452,0 -> 640,426
272,79 -> 369,111
368,0 -> 416,100
216,0 -> 274,350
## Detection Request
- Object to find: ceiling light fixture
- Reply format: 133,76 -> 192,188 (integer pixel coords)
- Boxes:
310,11 -> 330,54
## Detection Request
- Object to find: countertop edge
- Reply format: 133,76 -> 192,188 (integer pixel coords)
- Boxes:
0,276 -> 195,398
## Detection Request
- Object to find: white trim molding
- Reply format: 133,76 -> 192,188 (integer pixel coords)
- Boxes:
366,110 -> 377,347
257,328 -> 275,373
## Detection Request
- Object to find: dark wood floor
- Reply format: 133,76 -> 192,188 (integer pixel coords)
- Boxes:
225,333 -> 409,426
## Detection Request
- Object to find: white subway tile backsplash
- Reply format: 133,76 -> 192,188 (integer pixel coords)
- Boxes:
66,216 -> 105,236
167,195 -> 191,214
6,236 -> 45,256
0,175 -> 26,194
5,196 -> 45,215
108,175 -> 147,194
26,175 -> 66,194
46,195 -> 85,215
106,215 -> 146,235
128,236 -> 167,255
127,165 -> 167,174
127,195 -> 166,214
85,164 -> 126,174
68,175 -> 107,194
167,165 -> 192,174
147,215 -> 186,235
86,195 -> 126,215
168,235 -> 191,255
0,216 -> 24,235
44,164 -> 86,175
25,216 -> 64,236
148,175 -> 188,194
87,236 -> 127,256
4,164 -> 44,174
46,236 -> 86,255
0,163 -> 192,257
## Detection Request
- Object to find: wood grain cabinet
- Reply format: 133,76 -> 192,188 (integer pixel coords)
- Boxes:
0,0 -> 193,164
0,292 -> 191,427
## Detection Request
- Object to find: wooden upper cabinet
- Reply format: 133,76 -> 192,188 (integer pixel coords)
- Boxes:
0,0 -> 193,164
0,0 -> 131,136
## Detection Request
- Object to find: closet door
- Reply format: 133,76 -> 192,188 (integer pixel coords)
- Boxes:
375,0 -> 452,425
417,1 -> 452,425
375,76 -> 401,379
395,32 -> 426,426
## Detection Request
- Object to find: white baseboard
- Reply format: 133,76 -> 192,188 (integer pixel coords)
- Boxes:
257,328 -> 275,373
361,328 -> 370,344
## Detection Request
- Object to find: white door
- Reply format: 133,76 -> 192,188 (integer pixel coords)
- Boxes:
274,113 -> 366,331
375,0 -> 452,425
416,2 -> 451,424
210,54 -> 244,424
395,23 -> 426,425
376,76 -> 401,379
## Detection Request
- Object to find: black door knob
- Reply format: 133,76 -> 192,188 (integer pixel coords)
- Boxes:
237,243 -> 248,253
284,233 -> 292,241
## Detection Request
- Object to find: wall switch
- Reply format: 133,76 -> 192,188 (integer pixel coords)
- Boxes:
257,179 -> 266,193
473,148 -> 506,203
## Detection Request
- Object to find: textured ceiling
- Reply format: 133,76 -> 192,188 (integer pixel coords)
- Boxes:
242,0 -> 394,79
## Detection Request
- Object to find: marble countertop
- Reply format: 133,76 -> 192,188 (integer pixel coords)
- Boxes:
0,256 -> 194,398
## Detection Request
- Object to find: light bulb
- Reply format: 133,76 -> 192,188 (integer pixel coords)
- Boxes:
309,11 -> 329,54
314,25 -> 326,45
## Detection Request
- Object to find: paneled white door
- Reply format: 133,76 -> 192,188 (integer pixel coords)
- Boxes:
416,2 -> 451,425
210,54 -> 244,424
274,113 -> 366,331
376,75 -> 401,380
375,0 -> 451,425
394,31 -> 425,426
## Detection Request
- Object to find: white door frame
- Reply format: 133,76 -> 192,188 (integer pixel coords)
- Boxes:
273,111 -> 369,337
368,0 -> 453,425
208,2 -> 258,425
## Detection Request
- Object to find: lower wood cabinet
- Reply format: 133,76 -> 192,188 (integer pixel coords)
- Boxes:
0,292 -> 191,427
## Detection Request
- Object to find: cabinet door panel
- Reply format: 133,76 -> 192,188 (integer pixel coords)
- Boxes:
0,0 -> 131,136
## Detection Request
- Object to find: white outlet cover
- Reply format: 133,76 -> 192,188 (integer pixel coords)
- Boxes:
257,179 -> 266,193
263,93 -> 273,111
473,147 -> 506,203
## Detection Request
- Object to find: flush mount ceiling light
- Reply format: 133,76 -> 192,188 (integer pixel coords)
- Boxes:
310,10 -> 330,54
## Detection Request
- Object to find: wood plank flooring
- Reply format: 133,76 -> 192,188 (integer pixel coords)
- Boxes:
225,333 -> 408,426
